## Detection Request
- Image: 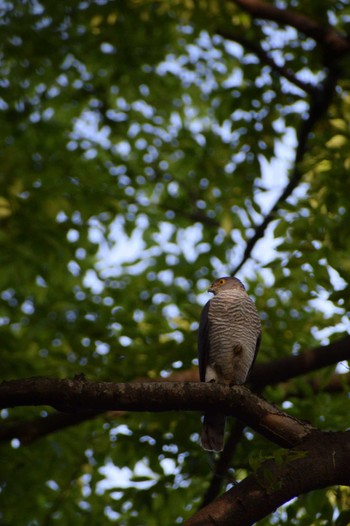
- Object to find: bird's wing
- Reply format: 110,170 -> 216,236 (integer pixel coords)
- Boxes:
247,330 -> 262,378
198,301 -> 210,382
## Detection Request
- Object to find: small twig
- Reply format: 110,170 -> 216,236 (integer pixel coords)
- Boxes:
218,30 -> 316,95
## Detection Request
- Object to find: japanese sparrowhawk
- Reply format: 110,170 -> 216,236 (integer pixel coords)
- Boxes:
198,277 -> 261,452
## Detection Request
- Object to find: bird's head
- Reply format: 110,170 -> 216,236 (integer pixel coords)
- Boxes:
208,276 -> 245,295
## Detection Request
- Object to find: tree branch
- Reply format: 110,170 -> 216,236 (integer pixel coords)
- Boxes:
218,30 -> 316,95
229,0 -> 350,55
0,411 -> 103,445
250,334 -> 350,388
230,67 -> 339,275
0,378 -> 313,448
223,1 -> 346,276
186,430 -> 350,525
0,334 -> 348,445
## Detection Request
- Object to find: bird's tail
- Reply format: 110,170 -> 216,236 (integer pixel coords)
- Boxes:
201,412 -> 226,452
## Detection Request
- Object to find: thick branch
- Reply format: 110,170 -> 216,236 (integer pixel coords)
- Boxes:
0,379 -> 313,448
229,0 -> 350,55
1,334 -> 348,445
186,430 -> 350,525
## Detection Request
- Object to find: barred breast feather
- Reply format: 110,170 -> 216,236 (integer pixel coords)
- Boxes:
206,289 -> 261,384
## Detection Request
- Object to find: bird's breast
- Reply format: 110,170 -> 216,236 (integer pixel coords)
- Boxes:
207,290 -> 260,357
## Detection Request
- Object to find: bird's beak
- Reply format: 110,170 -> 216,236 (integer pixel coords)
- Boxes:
208,285 -> 215,294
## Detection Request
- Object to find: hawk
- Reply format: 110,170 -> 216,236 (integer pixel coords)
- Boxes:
198,276 -> 261,452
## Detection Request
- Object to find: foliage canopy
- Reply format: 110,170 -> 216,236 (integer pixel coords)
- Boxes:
1,0 -> 350,524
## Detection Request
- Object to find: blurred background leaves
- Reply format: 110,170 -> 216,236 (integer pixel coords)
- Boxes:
1,0 -> 350,524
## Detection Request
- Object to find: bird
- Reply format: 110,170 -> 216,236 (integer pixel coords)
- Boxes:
198,276 -> 261,452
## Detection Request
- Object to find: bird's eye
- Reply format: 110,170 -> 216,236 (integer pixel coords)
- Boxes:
219,279 -> 226,285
